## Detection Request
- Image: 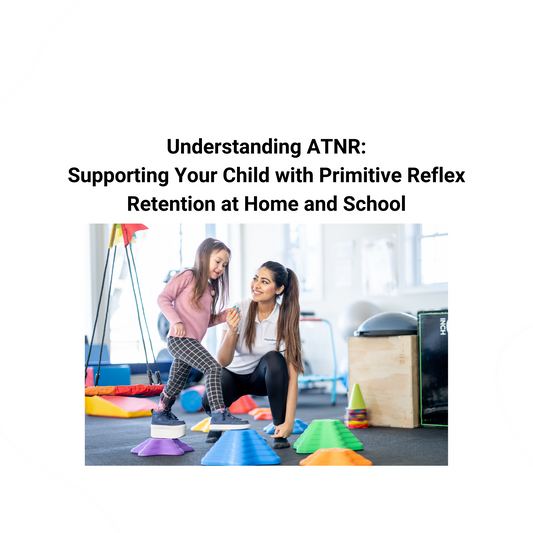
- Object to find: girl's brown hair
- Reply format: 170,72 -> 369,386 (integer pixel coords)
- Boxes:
173,238 -> 231,320
243,261 -> 304,374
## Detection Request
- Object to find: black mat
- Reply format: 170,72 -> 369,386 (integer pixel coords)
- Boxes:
85,389 -> 448,466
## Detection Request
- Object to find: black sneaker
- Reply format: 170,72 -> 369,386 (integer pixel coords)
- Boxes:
206,430 -> 222,443
209,408 -> 250,431
150,409 -> 186,439
272,437 -> 290,449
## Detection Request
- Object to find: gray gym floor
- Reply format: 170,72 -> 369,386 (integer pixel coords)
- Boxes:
85,388 -> 448,466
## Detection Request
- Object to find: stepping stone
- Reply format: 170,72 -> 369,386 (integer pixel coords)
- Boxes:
300,448 -> 372,466
263,419 -> 308,434
131,438 -> 194,457
229,395 -> 258,414
191,417 -> 211,432
201,429 -> 280,466
293,419 -> 363,454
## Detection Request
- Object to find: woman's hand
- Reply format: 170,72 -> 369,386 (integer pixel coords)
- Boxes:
225,306 -> 241,333
272,420 -> 294,440
173,322 -> 186,337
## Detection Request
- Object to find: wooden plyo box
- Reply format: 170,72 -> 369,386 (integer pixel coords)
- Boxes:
348,335 -> 419,428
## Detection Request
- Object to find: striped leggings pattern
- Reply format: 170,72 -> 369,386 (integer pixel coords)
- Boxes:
165,337 -> 225,411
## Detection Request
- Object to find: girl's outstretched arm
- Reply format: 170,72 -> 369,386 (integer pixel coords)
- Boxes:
209,308 -> 228,327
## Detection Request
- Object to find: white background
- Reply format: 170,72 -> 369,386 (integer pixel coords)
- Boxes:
1,1 -> 531,532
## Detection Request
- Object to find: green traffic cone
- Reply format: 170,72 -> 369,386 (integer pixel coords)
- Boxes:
349,383 -> 366,410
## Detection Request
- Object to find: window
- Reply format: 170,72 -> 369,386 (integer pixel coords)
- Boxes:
362,234 -> 398,296
403,224 -> 448,290
418,224 -> 448,285
285,224 -> 323,302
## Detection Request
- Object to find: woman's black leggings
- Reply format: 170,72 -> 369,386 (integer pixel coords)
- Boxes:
201,351 -> 289,426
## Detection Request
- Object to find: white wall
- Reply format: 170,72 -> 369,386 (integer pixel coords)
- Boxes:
237,224 -> 288,300
85,224 -> 112,348
237,223 -> 448,384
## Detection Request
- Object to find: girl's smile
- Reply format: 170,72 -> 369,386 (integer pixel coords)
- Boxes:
209,250 -> 230,279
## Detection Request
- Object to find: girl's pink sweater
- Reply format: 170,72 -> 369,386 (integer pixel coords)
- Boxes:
157,270 -> 227,342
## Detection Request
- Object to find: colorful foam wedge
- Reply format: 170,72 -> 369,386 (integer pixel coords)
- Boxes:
84,395 -> 156,418
293,419 -> 364,454
201,429 -> 280,466
263,419 -> 308,434
131,438 -> 194,457
299,448 -> 372,466
228,395 -> 259,414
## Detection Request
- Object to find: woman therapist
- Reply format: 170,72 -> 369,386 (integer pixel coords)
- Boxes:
202,261 -> 304,449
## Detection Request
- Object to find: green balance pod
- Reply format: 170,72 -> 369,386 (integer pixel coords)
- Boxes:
293,419 -> 364,454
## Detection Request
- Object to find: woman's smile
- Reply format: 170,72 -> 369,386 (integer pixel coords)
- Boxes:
251,267 -> 283,303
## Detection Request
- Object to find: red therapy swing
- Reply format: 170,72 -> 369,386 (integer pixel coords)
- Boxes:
85,224 -> 165,398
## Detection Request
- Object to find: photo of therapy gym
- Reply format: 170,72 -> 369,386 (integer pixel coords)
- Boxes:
85,223 -> 448,466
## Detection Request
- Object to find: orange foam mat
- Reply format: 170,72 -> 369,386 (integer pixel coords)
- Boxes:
299,448 -> 373,466
85,384 -> 165,397
85,386 -> 116,396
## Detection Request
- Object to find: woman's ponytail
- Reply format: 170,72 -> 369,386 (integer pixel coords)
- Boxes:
278,268 -> 304,374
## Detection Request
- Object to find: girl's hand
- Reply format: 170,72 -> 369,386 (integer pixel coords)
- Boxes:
226,306 -> 241,333
272,421 -> 293,440
173,322 -> 186,337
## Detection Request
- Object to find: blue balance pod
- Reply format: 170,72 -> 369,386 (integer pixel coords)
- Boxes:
201,429 -> 281,466
263,418 -> 308,435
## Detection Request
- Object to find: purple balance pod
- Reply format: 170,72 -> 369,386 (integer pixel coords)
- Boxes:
131,438 -> 194,457
172,438 -> 194,452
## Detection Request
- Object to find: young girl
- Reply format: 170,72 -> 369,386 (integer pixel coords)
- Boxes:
152,237 -> 250,438
202,261 -> 303,448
